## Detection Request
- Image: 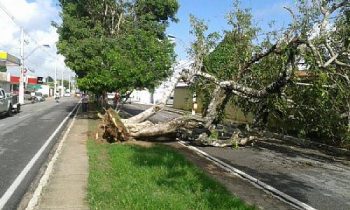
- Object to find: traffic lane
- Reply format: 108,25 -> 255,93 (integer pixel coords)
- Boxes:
197,146 -> 350,210
0,99 -> 78,209
0,97 -> 77,132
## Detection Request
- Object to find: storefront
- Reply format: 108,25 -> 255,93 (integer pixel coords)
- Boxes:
0,51 -> 20,66
0,51 -> 20,92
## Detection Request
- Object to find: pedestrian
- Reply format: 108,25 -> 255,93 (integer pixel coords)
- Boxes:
82,93 -> 89,112
55,91 -> 60,103
114,91 -> 120,109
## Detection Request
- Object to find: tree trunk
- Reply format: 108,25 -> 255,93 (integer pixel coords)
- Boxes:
203,86 -> 229,129
131,116 -> 203,139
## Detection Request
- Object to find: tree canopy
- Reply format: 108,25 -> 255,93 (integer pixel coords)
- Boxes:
0,66 -> 6,72
189,0 -> 350,146
56,0 -> 179,94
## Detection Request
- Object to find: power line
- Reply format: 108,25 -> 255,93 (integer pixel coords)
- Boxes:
0,1 -> 53,57
0,1 -> 19,27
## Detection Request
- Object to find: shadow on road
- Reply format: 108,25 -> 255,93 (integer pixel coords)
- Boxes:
219,159 -> 314,204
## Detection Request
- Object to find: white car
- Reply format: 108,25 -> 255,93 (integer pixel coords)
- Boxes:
34,92 -> 45,102
64,93 -> 71,97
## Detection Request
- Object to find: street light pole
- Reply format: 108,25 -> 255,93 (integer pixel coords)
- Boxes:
19,27 -> 24,104
68,72 -> 71,93
18,38 -> 50,103
61,68 -> 64,97
54,60 -> 57,96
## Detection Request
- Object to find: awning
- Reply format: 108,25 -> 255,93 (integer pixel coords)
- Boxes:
27,84 -> 42,91
0,51 -> 21,66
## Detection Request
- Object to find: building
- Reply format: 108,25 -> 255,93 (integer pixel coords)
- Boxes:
130,60 -> 193,105
0,51 -> 20,92
0,72 -> 11,91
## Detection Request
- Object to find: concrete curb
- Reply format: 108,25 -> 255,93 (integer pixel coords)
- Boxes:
25,103 -> 81,210
178,141 -> 317,210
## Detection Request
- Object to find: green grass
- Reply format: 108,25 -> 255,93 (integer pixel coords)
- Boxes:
87,123 -> 255,210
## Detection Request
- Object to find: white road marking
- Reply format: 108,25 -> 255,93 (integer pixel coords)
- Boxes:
0,102 -> 80,209
178,141 -> 317,210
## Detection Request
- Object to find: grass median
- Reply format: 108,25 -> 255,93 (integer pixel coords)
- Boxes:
87,119 -> 255,210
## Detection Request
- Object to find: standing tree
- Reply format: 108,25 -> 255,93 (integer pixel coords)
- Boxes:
56,0 -> 178,95
0,66 -> 6,72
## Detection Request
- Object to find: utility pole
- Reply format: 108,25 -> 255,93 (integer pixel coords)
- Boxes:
54,61 -> 57,96
19,27 -> 24,104
68,72 -> 71,93
192,92 -> 197,115
61,68 -> 64,97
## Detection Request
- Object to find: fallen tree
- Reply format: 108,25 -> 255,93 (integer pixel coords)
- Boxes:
97,0 -> 349,146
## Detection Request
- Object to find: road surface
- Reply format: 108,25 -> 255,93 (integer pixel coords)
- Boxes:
0,97 -> 79,209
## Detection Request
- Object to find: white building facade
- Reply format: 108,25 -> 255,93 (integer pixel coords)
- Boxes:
130,60 -> 192,105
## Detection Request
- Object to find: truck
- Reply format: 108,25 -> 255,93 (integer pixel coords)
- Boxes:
0,88 -> 20,116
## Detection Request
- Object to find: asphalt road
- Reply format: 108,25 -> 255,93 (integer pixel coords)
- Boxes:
122,103 -> 350,210
199,145 -> 350,210
0,97 -> 79,210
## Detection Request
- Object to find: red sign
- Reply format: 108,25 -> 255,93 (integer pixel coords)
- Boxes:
10,76 -> 38,84
10,76 -> 20,84
28,77 -> 37,84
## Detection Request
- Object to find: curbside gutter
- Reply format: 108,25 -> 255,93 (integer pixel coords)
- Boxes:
178,141 -> 317,210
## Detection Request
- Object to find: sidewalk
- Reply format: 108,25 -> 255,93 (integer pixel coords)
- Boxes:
31,114 -> 89,210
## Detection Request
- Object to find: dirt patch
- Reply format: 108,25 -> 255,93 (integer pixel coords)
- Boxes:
164,142 -> 296,210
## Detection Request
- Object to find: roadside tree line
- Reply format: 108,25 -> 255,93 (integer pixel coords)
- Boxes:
56,0 -> 350,147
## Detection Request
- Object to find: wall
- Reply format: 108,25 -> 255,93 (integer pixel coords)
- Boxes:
37,85 -> 50,96
173,86 -> 253,123
173,87 -> 192,111
130,90 -> 152,104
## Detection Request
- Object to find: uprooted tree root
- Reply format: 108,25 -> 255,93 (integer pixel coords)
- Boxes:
97,108 -> 258,147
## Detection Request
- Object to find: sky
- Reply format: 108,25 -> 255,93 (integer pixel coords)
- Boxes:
168,0 -> 294,60
0,0 -> 67,79
0,0 -> 295,79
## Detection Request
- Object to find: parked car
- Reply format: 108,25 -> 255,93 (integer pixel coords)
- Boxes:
24,90 -> 32,101
0,88 -> 20,116
33,92 -> 45,102
64,92 -> 71,97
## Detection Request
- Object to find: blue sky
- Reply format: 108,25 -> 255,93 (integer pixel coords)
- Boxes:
167,0 -> 294,60
0,0 -> 296,79
32,0 -> 296,61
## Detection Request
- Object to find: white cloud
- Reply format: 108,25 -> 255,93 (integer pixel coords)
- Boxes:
0,0 -> 73,80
